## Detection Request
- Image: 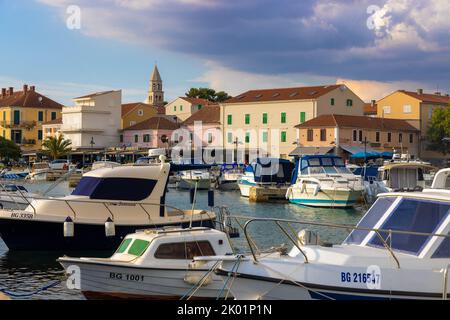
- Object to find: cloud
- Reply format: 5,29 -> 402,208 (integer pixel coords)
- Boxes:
37,0 -> 450,90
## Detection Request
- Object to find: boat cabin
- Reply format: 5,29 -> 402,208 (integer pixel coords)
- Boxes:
377,163 -> 435,190
292,155 -> 353,181
245,158 -> 294,185
344,192 -> 450,258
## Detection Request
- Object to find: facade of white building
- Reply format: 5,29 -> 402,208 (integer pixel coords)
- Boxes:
61,90 -> 122,149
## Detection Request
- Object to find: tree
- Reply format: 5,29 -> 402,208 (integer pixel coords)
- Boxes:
42,135 -> 72,160
426,106 -> 450,155
185,87 -> 232,102
0,137 -> 21,161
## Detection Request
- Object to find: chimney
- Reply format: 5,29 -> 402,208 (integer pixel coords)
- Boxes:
30,85 -> 35,92
371,100 -> 376,107
8,87 -> 14,96
1,88 -> 6,98
434,92 -> 441,96
417,88 -> 423,95
23,84 -> 28,93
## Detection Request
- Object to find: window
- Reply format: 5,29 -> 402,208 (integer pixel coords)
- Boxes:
38,130 -> 43,140
72,177 -> 157,201
403,105 -> 411,113
227,114 -> 232,125
428,108 -> 433,119
352,130 -> 357,142
358,130 -> 363,142
376,131 -> 380,142
307,129 -> 314,141
2,130 -> 5,138
409,134 -> 414,143
387,132 -> 392,142
300,112 -> 306,124
134,135 -> 139,143
13,110 -> 20,125
197,105 -> 202,110
330,98 -> 335,106
399,133 -> 403,143
119,134 -> 123,143
383,106 -> 391,114
180,105 -> 183,111
227,132 -> 233,143
319,129 -> 326,141
2,111 -> 5,121
207,132 -> 213,144
262,131 -> 268,143
154,241 -> 215,259
262,113 -> 268,124
346,99 -> 353,107
173,106 -> 176,112
432,232 -> 450,258
38,111 -> 44,122
281,112 -> 286,123
116,238 -> 132,254
130,121 -> 136,126
281,131 -> 287,143
138,109 -> 144,116
51,112 -> 57,120
245,132 -> 250,143
128,239 -> 150,256
245,114 -> 250,125
143,134 -> 150,143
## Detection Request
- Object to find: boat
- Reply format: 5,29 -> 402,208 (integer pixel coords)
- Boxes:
0,161 -> 215,251
91,160 -> 121,171
216,163 -> 243,190
0,184 -> 37,210
27,162 -> 50,181
238,158 -> 294,198
286,155 -> 364,208
0,168 -> 29,180
58,227 -> 234,300
177,170 -> 212,190
210,169 -> 450,299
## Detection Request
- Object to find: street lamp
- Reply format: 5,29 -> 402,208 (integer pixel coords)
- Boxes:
360,136 -> 369,164
90,137 -> 95,163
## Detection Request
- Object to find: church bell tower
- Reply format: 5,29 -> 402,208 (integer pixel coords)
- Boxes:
146,64 -> 164,106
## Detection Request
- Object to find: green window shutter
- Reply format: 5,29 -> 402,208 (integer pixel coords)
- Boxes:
174,106 -> 177,112
331,98 -> 335,106
128,239 -> 150,256
227,132 -> 233,143
13,110 -> 20,125
38,111 -> 43,122
245,132 -> 250,143
117,238 -> 132,253
281,131 -> 287,142
262,113 -> 267,124
180,105 -> 183,111
2,111 -> 5,121
38,130 -> 43,140
51,112 -> 57,120
134,135 -> 139,143
300,112 -> 306,123
245,114 -> 250,124
281,112 -> 286,123
227,114 -> 232,125
262,131 -> 268,143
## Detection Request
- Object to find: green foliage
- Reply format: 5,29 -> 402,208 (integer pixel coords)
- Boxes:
0,137 -> 21,161
426,106 -> 450,155
42,135 -> 72,160
185,87 -> 232,102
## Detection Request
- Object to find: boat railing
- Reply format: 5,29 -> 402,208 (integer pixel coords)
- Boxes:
235,217 -> 450,269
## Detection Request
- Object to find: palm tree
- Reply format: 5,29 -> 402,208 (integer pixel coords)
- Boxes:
42,135 -> 72,160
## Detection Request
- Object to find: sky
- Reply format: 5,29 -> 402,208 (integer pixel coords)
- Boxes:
0,0 -> 449,105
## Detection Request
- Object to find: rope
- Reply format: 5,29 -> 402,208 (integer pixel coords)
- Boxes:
0,280 -> 61,298
216,255 -> 242,300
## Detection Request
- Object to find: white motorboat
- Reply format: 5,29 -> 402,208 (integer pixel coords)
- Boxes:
216,163 -> 243,191
286,155 -> 364,208
0,184 -> 37,210
27,162 -> 50,181
177,170 -> 211,190
0,162 -> 215,251
58,227 -> 234,300
91,161 -> 121,171
210,168 -> 450,300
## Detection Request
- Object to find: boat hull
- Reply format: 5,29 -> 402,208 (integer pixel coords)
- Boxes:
218,179 -> 239,190
58,260 -> 229,300
238,182 -> 252,197
177,179 -> 211,190
288,187 -> 362,208
0,218 -> 214,252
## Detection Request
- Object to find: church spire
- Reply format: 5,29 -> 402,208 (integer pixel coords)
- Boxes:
146,64 -> 164,106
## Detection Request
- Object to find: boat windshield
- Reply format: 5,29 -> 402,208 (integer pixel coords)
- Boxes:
344,196 -> 450,256
301,156 -> 351,176
72,176 -> 157,201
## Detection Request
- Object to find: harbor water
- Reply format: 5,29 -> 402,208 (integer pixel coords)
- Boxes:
0,181 -> 365,300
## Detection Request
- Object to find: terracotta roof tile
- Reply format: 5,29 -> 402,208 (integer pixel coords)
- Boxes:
224,84 -> 342,104
0,88 -> 63,109
296,114 -> 418,132
183,105 -> 220,125
399,90 -> 450,105
124,116 -> 180,131
121,102 -> 156,117
180,97 -> 212,105
364,102 -> 377,115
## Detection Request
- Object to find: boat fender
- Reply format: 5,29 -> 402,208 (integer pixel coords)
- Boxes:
184,273 -> 212,286
312,184 -> 320,196
298,229 -> 321,246
105,217 -> 115,237
64,216 -> 74,237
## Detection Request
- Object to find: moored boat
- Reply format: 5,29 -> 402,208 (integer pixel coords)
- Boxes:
177,170 -> 212,190
216,163 -> 243,190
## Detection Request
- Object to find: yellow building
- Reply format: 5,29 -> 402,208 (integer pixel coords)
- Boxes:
121,102 -> 160,129
376,89 -> 450,160
0,85 -> 63,151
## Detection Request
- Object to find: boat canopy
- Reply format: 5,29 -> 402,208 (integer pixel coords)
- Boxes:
344,195 -> 450,258
220,163 -> 244,172
246,158 -> 294,184
292,155 -> 351,183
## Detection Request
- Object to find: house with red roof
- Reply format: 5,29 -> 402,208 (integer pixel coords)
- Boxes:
165,96 -> 213,121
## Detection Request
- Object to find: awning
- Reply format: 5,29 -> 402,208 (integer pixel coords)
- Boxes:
339,145 -> 378,155
350,151 -> 381,159
289,146 -> 335,157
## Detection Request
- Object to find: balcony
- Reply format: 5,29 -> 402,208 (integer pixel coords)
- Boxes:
20,138 -> 37,145
0,121 -> 37,129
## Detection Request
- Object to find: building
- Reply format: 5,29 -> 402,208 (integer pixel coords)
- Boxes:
364,100 -> 378,117
293,114 -> 420,160
221,84 -> 365,159
122,116 -> 180,149
121,102 -> 159,129
0,85 -> 63,151
145,65 -> 164,107
376,89 -> 450,160
165,97 -> 212,122
61,90 -> 122,150
182,104 -> 222,148
42,118 -> 62,140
